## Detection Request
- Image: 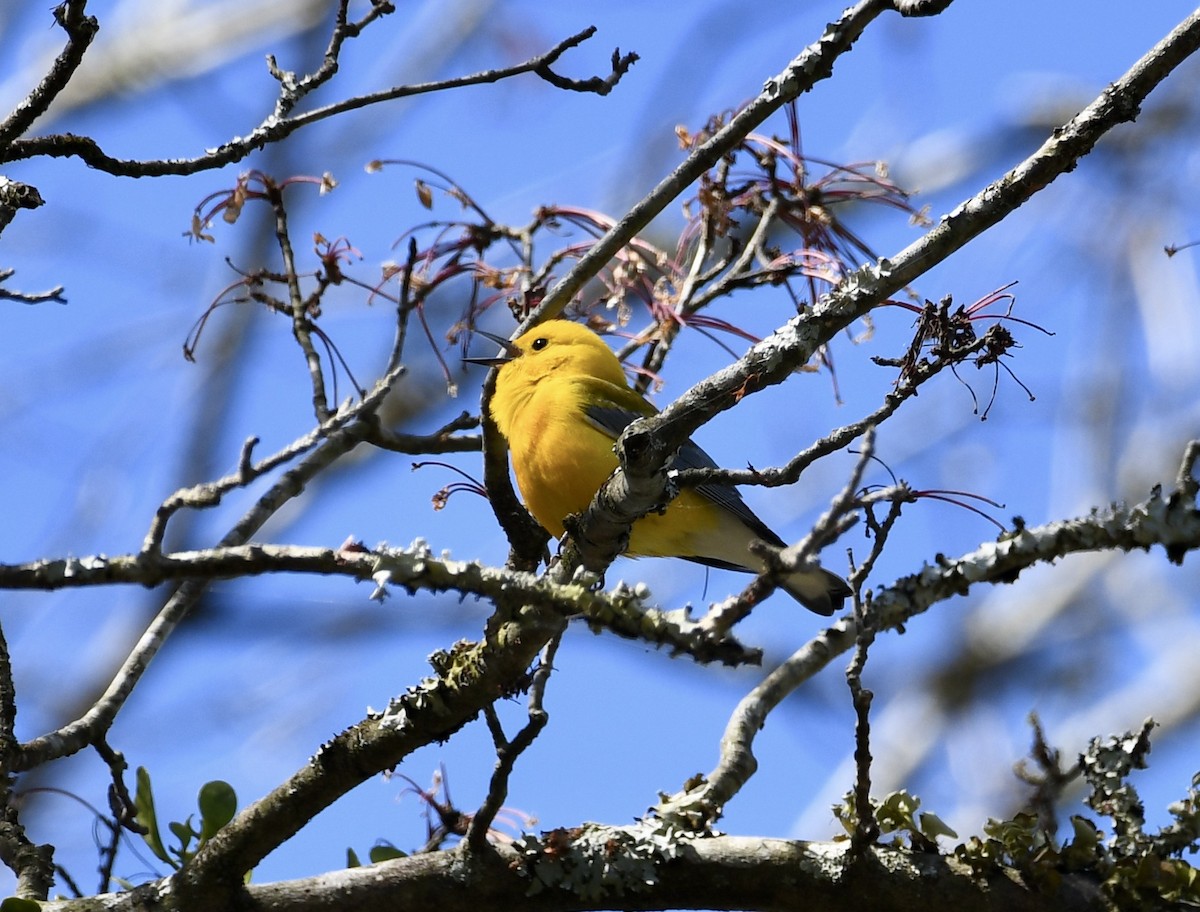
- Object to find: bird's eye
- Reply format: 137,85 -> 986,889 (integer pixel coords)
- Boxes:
531,337 -> 548,351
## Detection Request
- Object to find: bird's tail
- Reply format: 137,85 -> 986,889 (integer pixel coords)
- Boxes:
779,565 -> 853,616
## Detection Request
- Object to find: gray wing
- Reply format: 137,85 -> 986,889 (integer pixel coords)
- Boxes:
583,404 -> 639,441
673,438 -> 787,550
584,402 -> 785,558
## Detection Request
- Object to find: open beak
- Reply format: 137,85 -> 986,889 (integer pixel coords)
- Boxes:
463,330 -> 519,367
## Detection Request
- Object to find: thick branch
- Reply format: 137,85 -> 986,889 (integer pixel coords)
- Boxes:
0,620 -> 55,900
0,543 -> 757,670
41,835 -> 1104,912
168,611 -> 569,907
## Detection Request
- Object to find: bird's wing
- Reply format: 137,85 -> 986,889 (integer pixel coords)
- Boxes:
582,403 -> 639,440
578,377 -> 653,440
673,441 -> 786,549
582,384 -> 785,550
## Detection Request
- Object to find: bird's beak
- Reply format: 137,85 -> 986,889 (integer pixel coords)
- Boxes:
463,330 -> 519,367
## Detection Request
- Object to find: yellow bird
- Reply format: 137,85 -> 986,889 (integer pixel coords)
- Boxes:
469,320 -> 851,615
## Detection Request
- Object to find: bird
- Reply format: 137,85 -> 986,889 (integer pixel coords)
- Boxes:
468,319 -> 851,615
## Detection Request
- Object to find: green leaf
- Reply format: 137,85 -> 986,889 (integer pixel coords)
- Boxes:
368,843 -> 407,864
876,790 -> 920,833
918,811 -> 958,841
1,898 -> 43,912
1068,814 -> 1100,851
168,819 -> 195,857
346,848 -> 361,868
133,767 -> 176,868
198,780 -> 237,841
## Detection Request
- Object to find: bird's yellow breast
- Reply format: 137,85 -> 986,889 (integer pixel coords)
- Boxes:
506,377 -> 617,539
504,377 -> 723,557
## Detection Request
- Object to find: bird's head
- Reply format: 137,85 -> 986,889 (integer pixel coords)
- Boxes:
466,320 -> 628,390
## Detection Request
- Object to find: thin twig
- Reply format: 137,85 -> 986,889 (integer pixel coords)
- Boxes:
94,739 -> 140,892
0,183 -> 47,237
267,0 -> 395,120
0,266 -> 65,304
0,0 -> 98,149
2,28 -> 633,175
267,183 -> 331,423
676,332 -> 993,491
360,411 -> 481,454
466,633 -> 560,847
384,237 -> 420,376
844,449 -> 906,854
1175,438 -> 1200,498
846,597 -> 878,854
140,369 -> 418,556
697,428 -> 875,634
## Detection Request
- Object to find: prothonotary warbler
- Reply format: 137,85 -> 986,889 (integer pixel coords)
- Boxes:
469,320 -> 851,615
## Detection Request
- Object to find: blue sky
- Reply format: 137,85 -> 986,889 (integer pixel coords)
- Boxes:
2,0 -> 1199,896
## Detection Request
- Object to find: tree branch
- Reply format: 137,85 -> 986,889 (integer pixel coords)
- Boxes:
266,0 -> 396,120
39,834 -> 1106,912
467,633 -> 559,847
0,620 -> 55,900
0,182 -> 47,238
1,27 -> 634,176
675,323 -> 999,491
169,613 -> 571,907
0,0 -> 98,150
0,542 -> 758,670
